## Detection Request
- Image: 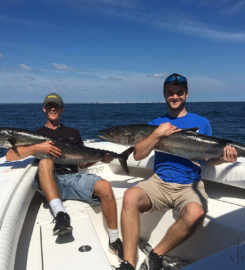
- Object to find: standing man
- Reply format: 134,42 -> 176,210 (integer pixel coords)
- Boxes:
6,93 -> 123,261
116,73 -> 237,270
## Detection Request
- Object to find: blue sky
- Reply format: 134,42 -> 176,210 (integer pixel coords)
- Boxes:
0,0 -> 245,103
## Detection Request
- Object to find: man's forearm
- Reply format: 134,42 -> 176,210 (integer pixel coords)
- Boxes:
134,123 -> 181,161
134,133 -> 159,161
6,145 -> 37,161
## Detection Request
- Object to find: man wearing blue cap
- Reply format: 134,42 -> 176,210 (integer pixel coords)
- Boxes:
116,74 -> 237,270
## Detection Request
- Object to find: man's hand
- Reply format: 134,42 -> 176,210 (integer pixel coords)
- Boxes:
103,152 -> 114,163
37,140 -> 62,158
222,145 -> 237,163
205,145 -> 238,165
153,122 -> 181,138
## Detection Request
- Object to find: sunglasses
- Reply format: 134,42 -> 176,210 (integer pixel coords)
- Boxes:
165,75 -> 187,84
166,89 -> 186,96
45,103 -> 62,109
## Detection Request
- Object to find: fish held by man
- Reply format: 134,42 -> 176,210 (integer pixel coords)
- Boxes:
0,127 -> 133,174
37,141 -> 133,174
0,127 -> 50,148
98,124 -> 245,161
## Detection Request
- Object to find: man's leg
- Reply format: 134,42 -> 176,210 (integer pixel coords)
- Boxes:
120,186 -> 152,268
138,203 -> 205,270
93,179 -> 124,260
118,176 -> 207,270
38,159 -> 72,235
38,159 -> 60,202
153,202 -> 205,256
93,179 -> 118,229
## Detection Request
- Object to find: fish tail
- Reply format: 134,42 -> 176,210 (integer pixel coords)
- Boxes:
118,147 -> 134,174
8,137 -> 21,157
8,137 -> 16,148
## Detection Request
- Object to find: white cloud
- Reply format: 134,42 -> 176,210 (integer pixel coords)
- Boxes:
0,53 -> 4,59
150,73 -> 167,79
152,14 -> 245,42
221,0 -> 245,15
87,2 -> 245,43
190,75 -> 226,87
52,63 -> 77,72
0,69 -> 162,103
1,68 -> 243,103
2,1 -> 244,43
19,64 -> 33,71
180,22 -> 245,42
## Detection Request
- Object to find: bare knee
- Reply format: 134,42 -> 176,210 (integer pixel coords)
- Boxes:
123,187 -> 150,212
93,179 -> 113,199
123,188 -> 139,209
181,203 -> 205,228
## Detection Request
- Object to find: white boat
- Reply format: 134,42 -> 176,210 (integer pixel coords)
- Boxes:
0,141 -> 245,270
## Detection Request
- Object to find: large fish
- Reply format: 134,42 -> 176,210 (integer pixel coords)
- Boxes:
98,124 -> 245,161
0,127 -> 51,148
0,127 -> 133,174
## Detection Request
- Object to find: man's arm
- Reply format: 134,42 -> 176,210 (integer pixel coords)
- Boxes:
134,122 -> 181,161
6,141 -> 62,162
204,145 -> 237,166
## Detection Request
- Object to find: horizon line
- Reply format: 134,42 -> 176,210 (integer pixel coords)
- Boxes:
0,101 -> 245,105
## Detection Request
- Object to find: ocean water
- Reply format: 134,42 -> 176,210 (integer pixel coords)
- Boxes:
0,102 -> 245,157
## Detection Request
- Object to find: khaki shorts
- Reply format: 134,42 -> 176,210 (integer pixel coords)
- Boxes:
136,174 -> 208,213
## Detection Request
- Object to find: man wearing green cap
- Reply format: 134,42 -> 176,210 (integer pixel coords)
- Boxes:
6,92 -> 123,261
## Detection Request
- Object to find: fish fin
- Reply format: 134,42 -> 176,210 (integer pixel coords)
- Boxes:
190,160 -> 201,167
183,127 -> 199,132
118,147 -> 134,174
8,137 -> 21,157
7,137 -> 16,148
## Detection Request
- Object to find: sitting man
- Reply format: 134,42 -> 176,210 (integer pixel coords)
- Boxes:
116,73 -> 237,269
6,92 -> 123,261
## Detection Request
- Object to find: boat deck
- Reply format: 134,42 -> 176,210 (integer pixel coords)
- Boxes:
1,142 -> 245,269
15,162 -> 245,270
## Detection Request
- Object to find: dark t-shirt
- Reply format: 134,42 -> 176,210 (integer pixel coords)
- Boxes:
35,125 -> 83,175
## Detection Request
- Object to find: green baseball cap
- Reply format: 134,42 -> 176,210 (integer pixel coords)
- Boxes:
44,93 -> 64,107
